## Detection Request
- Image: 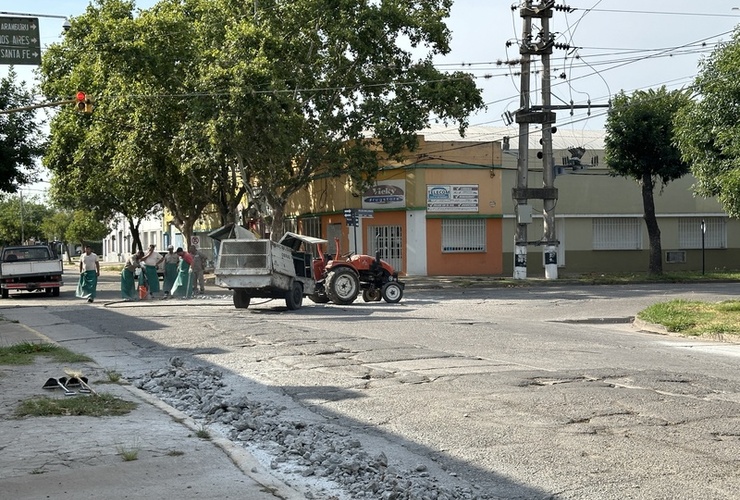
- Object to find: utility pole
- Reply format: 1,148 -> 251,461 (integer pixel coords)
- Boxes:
540,9 -> 557,280
511,2 -> 610,280
513,1 -> 533,280
512,1 -> 557,279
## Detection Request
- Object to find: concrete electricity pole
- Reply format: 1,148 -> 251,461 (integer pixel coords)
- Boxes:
513,1 -> 533,280
512,1 -> 557,279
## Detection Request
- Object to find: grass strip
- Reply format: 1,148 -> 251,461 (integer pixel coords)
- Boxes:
0,342 -> 92,365
638,299 -> 740,335
15,393 -> 138,417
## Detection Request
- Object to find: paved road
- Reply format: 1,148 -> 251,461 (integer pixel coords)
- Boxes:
3,277 -> 740,499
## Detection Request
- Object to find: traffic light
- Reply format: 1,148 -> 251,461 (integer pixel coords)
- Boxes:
75,91 -> 93,113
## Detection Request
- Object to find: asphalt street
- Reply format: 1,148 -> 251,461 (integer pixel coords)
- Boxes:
2,273 -> 739,499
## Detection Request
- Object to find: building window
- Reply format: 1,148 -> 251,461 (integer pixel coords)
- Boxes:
679,217 -> 726,249
593,218 -> 642,250
300,216 -> 321,238
441,219 -> 486,253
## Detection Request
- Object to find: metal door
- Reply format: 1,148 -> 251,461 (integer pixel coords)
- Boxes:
366,225 -> 403,273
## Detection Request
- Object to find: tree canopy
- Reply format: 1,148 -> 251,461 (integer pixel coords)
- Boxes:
0,68 -> 45,193
604,86 -> 691,274
675,28 -> 740,218
39,0 -> 483,243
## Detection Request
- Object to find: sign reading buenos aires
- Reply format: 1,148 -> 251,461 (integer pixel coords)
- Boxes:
0,17 -> 41,66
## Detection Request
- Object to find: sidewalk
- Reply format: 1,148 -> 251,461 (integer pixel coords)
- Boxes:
0,320 -> 304,500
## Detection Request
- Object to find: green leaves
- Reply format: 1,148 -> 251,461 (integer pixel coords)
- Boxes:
0,68 -> 45,193
675,28 -> 740,219
38,0 -> 482,240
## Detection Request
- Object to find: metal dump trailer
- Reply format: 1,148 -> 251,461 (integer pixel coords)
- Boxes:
214,233 -> 326,310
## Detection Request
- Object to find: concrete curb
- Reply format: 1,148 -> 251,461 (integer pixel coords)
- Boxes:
123,385 -> 305,500
1,320 -> 305,500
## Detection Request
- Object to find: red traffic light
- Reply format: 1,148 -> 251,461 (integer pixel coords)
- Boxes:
76,91 -> 86,102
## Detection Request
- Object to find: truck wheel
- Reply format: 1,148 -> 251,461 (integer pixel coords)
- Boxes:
326,268 -> 359,305
52,287 -> 60,297
362,288 -> 381,302
233,289 -> 251,309
381,282 -> 403,303
285,281 -> 303,310
1,288 -> 7,299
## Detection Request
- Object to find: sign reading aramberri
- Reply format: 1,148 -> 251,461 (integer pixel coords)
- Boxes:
0,17 -> 41,66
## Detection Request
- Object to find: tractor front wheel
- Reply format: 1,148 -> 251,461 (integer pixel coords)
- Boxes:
381,282 -> 403,303
233,289 -> 251,309
326,268 -> 360,305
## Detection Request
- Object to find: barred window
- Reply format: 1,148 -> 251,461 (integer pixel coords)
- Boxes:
300,216 -> 321,238
679,217 -> 726,249
593,218 -> 642,250
442,219 -> 486,253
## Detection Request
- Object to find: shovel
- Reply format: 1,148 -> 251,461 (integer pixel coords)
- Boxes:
41,377 -> 76,396
65,371 -> 96,395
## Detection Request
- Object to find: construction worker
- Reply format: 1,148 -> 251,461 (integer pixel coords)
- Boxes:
76,245 -> 100,303
189,245 -> 205,295
169,247 -> 194,298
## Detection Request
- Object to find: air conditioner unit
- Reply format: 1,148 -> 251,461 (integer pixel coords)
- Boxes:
665,251 -> 686,264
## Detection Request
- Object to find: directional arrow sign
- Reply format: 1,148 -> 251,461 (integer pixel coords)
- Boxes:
0,17 -> 41,66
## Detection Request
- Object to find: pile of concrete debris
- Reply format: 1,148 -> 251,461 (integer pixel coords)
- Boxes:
131,357 -> 492,500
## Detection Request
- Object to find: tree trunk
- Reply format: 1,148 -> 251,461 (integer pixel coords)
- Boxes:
641,172 -> 663,275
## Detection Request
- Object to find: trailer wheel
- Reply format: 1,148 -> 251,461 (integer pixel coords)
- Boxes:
233,289 -> 251,309
381,282 -> 403,303
325,268 -> 359,305
1,288 -> 7,299
285,281 -> 303,310
362,288 -> 381,302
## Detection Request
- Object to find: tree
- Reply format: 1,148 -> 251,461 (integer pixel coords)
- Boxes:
193,0 -> 484,237
0,68 -> 45,193
66,210 -> 110,250
604,87 -> 691,275
674,29 -> 740,218
39,0 -> 233,246
39,0 -> 483,244
0,194 -> 51,245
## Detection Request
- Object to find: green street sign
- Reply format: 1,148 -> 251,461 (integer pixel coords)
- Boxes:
0,17 -> 41,66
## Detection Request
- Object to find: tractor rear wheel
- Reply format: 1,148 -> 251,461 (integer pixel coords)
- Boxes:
233,289 -> 251,309
326,268 -> 360,305
381,282 -> 403,303
285,281 -> 303,310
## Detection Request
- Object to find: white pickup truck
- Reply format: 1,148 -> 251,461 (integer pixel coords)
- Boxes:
0,245 -> 64,298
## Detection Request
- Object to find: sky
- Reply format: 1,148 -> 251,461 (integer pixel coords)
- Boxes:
4,0 -> 740,197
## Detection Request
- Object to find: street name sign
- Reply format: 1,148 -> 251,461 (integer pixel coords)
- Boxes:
0,17 -> 41,66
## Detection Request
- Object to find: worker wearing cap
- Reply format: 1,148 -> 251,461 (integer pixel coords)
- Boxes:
162,245 -> 179,297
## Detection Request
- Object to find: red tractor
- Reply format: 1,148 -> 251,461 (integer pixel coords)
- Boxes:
309,238 -> 404,305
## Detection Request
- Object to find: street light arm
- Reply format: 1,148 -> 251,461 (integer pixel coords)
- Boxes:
0,11 -> 69,20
